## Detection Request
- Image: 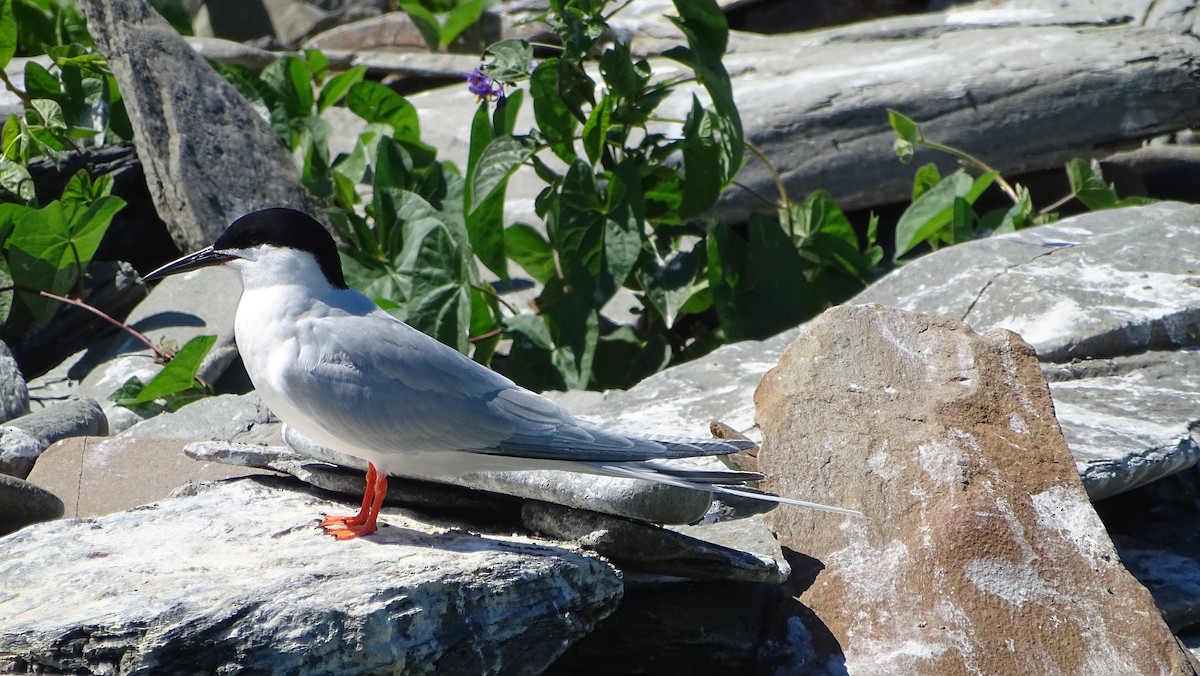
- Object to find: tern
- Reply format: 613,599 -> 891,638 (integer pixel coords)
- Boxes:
146,208 -> 859,539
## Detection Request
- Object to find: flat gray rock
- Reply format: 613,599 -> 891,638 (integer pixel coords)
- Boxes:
0,477 -> 621,674
855,202 -> 1200,498
0,398 -> 108,479
0,474 -> 62,535
522,502 -> 789,583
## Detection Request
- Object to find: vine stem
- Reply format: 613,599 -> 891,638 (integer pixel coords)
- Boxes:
919,139 -> 1021,205
0,69 -> 32,107
743,140 -> 791,233
35,289 -> 174,362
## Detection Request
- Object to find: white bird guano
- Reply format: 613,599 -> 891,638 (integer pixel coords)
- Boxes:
145,208 -> 860,539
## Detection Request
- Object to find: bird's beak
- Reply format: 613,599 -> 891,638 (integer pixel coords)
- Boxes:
143,246 -> 238,282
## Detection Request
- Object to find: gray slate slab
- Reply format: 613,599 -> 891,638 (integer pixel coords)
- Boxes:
0,477 -> 620,674
78,0 -> 322,251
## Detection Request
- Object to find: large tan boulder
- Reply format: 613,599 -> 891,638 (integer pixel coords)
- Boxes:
756,303 -> 1197,674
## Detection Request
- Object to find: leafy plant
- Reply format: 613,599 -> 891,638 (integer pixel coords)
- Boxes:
400,0 -> 490,51
110,334 -> 217,416
224,0 -> 884,392
0,168 -> 124,325
888,110 -> 1153,260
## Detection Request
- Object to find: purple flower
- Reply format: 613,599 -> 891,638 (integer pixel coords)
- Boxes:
466,67 -> 505,101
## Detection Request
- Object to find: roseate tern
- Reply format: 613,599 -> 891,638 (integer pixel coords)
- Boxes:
145,208 -> 860,539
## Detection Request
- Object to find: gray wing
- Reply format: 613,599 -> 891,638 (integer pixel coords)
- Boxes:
283,309 -> 748,462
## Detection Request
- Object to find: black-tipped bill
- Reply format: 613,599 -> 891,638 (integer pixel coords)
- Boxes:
143,246 -> 237,282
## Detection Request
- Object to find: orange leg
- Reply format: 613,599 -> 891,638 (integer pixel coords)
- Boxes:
321,463 -> 388,540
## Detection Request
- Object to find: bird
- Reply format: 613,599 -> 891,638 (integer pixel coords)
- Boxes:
145,207 -> 860,539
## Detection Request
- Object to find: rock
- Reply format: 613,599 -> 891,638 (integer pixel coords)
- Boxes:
0,428 -> 44,480
522,502 -> 789,583
78,0 -> 321,252
755,303 -> 1196,674
855,202 -> 1200,498
25,436 -> 278,518
0,353 -> 24,399
548,578 -> 811,674
120,392 -> 277,443
710,15 -> 1200,220
195,0 -> 389,48
184,35 -> 280,70
23,393 -> 281,517
0,477 -> 621,674
0,341 -> 28,424
0,398 -> 107,479
26,265 -> 242,433
282,424 -> 718,524
0,474 -> 63,535
186,440 -> 528,522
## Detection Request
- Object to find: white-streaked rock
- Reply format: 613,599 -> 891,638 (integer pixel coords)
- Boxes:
0,477 -> 621,675
855,202 -> 1200,498
756,303 -> 1196,675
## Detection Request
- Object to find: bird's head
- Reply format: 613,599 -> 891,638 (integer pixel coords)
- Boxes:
144,208 -> 349,291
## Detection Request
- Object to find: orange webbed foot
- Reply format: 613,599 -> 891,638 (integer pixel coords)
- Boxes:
318,462 -> 388,541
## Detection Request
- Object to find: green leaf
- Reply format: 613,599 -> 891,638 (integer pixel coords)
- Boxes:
467,188 -> 508,280
441,0 -> 486,48
261,55 -> 314,120
466,100 -> 493,193
22,61 -> 59,101
130,335 -> 217,404
708,214 -> 821,341
1065,158 -> 1120,211
469,134 -> 539,208
505,222 -> 555,284
304,48 -> 329,83
638,245 -> 702,328
149,0 -> 193,35
61,169 -> 113,204
398,0 -> 440,51
316,65 -> 367,113
480,39 -> 533,83
581,94 -> 612,166
679,97 -> 722,219
603,158 -> 644,288
591,327 -> 670,391
893,170 -> 996,259
888,109 -> 921,143
599,40 -> 649,99
912,163 -> 941,201
665,0 -> 742,180
29,99 -> 66,131
531,59 -> 578,163
547,296 -> 599,390
6,194 -> 125,323
0,0 -> 15,70
346,81 -> 421,143
0,156 -> 34,203
492,87 -> 523,136
552,159 -> 607,301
